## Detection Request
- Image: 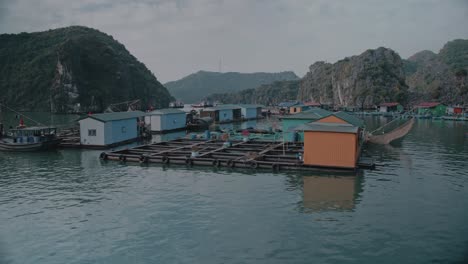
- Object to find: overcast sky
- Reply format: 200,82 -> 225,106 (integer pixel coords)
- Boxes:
1,0 -> 467,82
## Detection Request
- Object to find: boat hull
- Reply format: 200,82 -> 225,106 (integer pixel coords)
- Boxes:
0,138 -> 62,152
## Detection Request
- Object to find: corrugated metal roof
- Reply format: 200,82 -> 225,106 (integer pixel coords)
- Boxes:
207,104 -> 241,110
296,122 -> 359,134
148,108 -> 186,115
237,104 -> 264,108
85,111 -> 145,122
334,111 -> 365,128
281,107 -> 333,120
415,102 -> 441,108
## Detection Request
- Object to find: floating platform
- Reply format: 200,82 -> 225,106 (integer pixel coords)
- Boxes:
100,138 -> 374,171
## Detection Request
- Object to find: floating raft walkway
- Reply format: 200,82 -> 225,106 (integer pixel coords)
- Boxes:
101,138 -> 375,171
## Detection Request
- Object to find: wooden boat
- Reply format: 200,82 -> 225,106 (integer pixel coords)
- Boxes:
169,101 -> 184,108
368,118 -> 415,145
0,127 -> 61,152
191,101 -> 213,108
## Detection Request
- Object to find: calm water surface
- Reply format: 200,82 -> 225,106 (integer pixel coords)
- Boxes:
0,116 -> 467,263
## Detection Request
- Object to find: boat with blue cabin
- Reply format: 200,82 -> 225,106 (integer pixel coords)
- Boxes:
0,126 -> 61,151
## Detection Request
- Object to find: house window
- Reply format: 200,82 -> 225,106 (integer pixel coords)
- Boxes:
121,126 -> 126,133
173,119 -> 177,124
88,129 -> 96,136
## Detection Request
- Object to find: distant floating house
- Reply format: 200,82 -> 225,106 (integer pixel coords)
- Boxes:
289,104 -> 310,114
299,111 -> 365,169
278,101 -> 300,114
379,102 -> 403,113
415,102 -> 446,116
200,105 -> 242,123
446,105 -> 465,115
238,104 -> 263,120
79,111 -> 145,148
144,108 -> 187,133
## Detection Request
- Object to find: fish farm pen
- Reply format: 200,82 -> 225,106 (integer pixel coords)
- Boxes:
100,138 -> 375,171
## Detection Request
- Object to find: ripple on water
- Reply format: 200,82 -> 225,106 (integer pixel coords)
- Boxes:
1,119 -> 468,263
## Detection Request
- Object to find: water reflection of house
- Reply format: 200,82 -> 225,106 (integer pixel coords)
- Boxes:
302,175 -> 360,211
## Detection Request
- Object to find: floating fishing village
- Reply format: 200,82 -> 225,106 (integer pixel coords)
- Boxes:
0,99 -> 464,171
1,7 -> 468,262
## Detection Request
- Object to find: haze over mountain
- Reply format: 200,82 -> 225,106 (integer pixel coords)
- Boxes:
0,26 -> 172,113
1,1 -> 466,82
165,71 -> 299,103
209,39 -> 468,107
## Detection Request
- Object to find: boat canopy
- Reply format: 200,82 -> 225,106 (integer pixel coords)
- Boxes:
9,127 -> 57,137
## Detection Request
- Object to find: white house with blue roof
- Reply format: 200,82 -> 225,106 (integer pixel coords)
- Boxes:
144,108 -> 186,133
79,111 -> 144,147
238,104 -> 263,120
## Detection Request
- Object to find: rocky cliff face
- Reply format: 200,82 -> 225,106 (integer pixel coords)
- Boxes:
299,47 -> 408,108
404,39 -> 468,105
0,26 -> 172,113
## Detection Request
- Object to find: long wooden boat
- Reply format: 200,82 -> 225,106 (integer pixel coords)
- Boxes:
0,127 -> 61,152
368,118 -> 415,145
191,101 -> 213,108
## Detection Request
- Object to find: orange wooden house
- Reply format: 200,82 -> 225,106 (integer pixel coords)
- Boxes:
300,112 -> 365,169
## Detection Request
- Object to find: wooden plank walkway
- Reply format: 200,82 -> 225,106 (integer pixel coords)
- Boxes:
100,138 -> 375,171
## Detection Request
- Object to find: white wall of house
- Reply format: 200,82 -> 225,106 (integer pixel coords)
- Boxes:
218,109 -> 233,122
145,115 -> 162,131
79,118 -> 105,146
109,118 -> 138,144
79,117 -> 138,146
379,106 -> 388,112
146,113 -> 186,132
241,108 -> 258,119
161,113 -> 186,131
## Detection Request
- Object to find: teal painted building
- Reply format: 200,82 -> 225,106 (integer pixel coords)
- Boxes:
280,108 -> 333,141
415,102 -> 446,116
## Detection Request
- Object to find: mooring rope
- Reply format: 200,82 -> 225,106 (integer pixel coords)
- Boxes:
369,117 -> 403,135
0,103 -> 45,126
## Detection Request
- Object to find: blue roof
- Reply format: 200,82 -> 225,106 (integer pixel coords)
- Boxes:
205,104 -> 241,111
148,108 -> 186,115
237,104 -> 264,108
84,111 -> 145,122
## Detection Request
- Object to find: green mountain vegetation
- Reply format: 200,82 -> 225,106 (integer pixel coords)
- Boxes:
404,39 -> 468,105
207,80 -> 300,106
165,70 -> 299,103
0,26 -> 172,113
211,48 -> 409,107
207,40 -> 468,107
